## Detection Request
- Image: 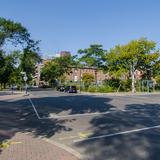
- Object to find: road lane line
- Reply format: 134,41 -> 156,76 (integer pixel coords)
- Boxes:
46,110 -> 119,119
28,96 -> 41,119
74,125 -> 160,143
38,108 -> 128,119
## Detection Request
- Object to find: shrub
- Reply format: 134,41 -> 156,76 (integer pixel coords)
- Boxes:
97,85 -> 114,93
120,79 -> 132,91
155,75 -> 160,84
87,85 -> 114,93
103,78 -> 120,88
87,86 -> 97,92
82,73 -> 94,89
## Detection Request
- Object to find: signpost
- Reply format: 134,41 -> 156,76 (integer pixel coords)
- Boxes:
21,72 -> 28,95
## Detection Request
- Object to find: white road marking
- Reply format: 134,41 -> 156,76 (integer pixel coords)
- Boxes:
73,125 -> 160,143
44,110 -> 121,119
27,93 -> 160,120
26,96 -> 125,119
28,96 -> 41,119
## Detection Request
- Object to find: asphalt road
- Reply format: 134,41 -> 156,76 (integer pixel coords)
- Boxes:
28,89 -> 160,160
1,89 -> 160,160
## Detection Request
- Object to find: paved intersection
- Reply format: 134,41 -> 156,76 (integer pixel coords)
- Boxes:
29,90 -> 160,160
1,89 -> 160,160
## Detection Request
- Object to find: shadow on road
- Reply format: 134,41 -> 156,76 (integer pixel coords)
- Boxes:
30,95 -> 114,117
76,103 -> 160,160
0,97 -> 72,154
0,93 -> 114,154
1,91 -> 160,160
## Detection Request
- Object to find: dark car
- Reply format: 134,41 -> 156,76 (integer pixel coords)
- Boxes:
57,85 -> 65,92
65,85 -> 77,93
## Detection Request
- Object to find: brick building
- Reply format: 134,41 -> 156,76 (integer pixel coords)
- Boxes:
33,59 -> 51,86
65,67 -> 106,84
33,51 -> 143,86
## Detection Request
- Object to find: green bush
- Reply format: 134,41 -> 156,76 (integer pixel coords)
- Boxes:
87,86 -> 97,92
97,85 -> 114,93
87,85 -> 114,93
120,79 -> 132,92
103,78 -> 120,88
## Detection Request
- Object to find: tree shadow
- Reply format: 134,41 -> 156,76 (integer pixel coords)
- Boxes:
30,94 -> 115,117
0,92 -> 114,155
0,97 -> 72,154
76,103 -> 160,160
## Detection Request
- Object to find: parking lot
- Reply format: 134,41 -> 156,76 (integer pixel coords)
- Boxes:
27,90 -> 160,160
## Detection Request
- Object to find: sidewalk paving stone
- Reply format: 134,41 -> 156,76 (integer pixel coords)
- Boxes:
0,132 -> 80,160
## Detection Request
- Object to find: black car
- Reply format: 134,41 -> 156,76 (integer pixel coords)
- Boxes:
65,86 -> 77,93
57,85 -> 65,92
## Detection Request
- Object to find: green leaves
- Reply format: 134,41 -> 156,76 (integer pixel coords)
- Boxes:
82,73 -> 94,89
0,51 -> 20,86
78,44 -> 106,69
106,38 -> 159,78
41,55 -> 74,85
0,17 -> 29,47
0,17 -> 41,87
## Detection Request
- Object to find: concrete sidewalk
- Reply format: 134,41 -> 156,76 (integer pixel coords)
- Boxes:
0,132 -> 80,160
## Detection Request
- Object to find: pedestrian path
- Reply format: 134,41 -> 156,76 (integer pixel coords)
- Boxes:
0,132 -> 80,160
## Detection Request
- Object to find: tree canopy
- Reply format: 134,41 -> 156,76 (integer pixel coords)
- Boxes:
78,44 -> 106,69
0,17 -> 41,88
106,38 -> 160,92
41,55 -> 74,85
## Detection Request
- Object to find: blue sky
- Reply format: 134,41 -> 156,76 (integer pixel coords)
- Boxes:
0,0 -> 160,58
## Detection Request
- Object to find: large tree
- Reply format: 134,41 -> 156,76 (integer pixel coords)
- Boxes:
0,17 -> 39,50
20,48 -> 41,82
0,50 -> 20,88
41,55 -> 74,85
106,38 -> 159,92
78,44 -> 106,69
0,17 -> 41,87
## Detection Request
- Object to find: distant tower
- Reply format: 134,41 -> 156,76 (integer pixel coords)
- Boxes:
59,51 -> 71,57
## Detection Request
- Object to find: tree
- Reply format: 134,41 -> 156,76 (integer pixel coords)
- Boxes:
0,17 -> 39,50
106,38 -> 159,92
0,17 -> 41,87
78,44 -> 106,69
41,60 -> 57,85
20,48 -> 41,82
41,55 -> 74,86
0,50 -> 20,88
82,73 -> 94,89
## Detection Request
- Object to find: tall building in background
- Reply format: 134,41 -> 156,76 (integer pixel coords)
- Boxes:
33,59 -> 52,86
33,51 -> 108,86
59,51 -> 71,57
33,51 -> 71,86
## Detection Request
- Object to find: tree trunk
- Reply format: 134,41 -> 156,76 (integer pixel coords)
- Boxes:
131,63 -> 136,93
4,83 -> 6,89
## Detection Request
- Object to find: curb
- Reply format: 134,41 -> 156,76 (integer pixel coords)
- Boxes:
79,91 -> 160,96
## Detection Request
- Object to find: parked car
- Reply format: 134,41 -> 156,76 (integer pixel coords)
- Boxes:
57,85 -> 65,92
65,85 -> 77,93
